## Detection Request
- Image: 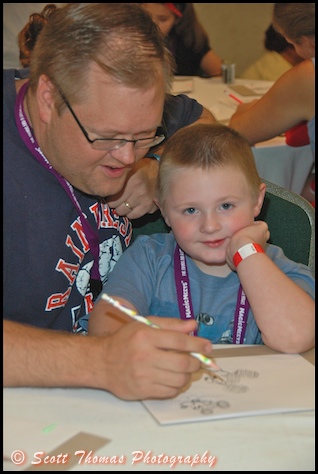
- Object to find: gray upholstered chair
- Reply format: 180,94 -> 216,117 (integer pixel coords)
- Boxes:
258,179 -> 315,276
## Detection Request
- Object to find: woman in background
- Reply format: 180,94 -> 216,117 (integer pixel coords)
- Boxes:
240,24 -> 303,82
141,3 -> 222,77
230,3 -> 315,206
18,3 -> 58,68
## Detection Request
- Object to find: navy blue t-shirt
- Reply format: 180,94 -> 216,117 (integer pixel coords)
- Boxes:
3,69 -> 203,332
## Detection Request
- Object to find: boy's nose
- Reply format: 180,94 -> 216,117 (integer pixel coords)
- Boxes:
200,213 -> 222,233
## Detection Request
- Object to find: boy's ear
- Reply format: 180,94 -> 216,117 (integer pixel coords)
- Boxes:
254,182 -> 266,218
154,199 -> 171,228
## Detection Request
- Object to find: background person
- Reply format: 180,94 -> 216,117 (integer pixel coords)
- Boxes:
229,3 -> 315,206
241,23 -> 309,150
141,3 -> 223,77
240,23 -> 304,82
18,3 -> 58,68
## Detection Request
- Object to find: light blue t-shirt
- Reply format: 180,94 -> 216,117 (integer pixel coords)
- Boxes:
101,233 -> 315,345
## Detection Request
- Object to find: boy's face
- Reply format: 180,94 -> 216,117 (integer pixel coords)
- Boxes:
161,165 -> 263,275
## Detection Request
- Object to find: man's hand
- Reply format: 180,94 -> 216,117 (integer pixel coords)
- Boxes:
96,317 -> 214,400
107,158 -> 159,219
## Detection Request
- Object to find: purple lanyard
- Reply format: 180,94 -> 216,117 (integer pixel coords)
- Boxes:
174,245 -> 250,344
174,245 -> 197,336
15,81 -> 101,283
232,286 -> 250,344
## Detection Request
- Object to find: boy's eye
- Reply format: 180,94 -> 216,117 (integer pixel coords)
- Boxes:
184,207 -> 197,215
221,203 -> 232,210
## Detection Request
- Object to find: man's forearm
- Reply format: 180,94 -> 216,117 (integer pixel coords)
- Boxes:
3,320 -> 100,388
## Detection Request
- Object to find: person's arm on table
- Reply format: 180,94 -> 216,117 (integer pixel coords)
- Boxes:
194,106 -> 217,124
200,49 -> 223,77
229,60 -> 315,145
4,318 -> 213,400
226,221 -> 315,354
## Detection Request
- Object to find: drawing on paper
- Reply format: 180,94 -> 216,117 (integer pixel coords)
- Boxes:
142,353 -> 315,425
177,368 -> 259,415
180,397 -> 230,415
203,368 -> 259,392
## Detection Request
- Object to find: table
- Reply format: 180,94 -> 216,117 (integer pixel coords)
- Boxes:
3,345 -> 315,472
172,77 -> 314,195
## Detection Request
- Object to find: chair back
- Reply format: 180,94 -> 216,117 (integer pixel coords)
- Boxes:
257,180 -> 315,275
132,210 -> 170,240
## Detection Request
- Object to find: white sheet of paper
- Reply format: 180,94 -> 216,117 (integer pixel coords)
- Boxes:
209,97 -> 237,123
143,353 -> 315,425
172,77 -> 194,94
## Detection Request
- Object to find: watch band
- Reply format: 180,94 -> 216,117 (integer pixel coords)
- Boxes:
145,153 -> 161,161
233,243 -> 265,268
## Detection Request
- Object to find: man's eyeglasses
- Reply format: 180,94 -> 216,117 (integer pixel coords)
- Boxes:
56,86 -> 166,152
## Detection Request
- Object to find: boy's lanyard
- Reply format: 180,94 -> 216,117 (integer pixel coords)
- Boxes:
15,82 -> 102,296
174,245 -> 197,336
174,245 -> 250,344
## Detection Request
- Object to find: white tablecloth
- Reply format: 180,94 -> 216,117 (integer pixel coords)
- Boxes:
4,345 -> 315,472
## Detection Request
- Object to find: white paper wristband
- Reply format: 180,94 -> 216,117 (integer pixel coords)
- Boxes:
233,243 -> 264,267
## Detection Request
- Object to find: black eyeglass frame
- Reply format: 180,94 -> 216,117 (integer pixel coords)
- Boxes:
55,86 -> 166,151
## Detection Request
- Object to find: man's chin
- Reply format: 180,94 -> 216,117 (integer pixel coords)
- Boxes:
89,179 -> 126,199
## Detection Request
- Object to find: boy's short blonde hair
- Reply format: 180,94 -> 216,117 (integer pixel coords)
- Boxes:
156,123 -> 262,206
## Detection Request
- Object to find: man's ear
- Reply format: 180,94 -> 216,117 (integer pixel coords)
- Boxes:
254,182 -> 266,218
36,74 -> 57,123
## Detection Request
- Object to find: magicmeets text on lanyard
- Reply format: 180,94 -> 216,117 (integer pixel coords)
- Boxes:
174,245 -> 250,343
15,81 -> 102,299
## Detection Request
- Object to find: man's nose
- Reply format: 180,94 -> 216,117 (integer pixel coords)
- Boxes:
110,142 -> 137,165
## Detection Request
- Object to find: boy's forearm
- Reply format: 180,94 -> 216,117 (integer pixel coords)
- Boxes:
237,258 -> 315,353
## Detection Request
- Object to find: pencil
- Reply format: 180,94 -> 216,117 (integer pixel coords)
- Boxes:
224,89 -> 243,104
101,293 -> 221,373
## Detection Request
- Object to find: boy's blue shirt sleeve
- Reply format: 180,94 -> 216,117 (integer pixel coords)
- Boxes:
100,234 -> 165,316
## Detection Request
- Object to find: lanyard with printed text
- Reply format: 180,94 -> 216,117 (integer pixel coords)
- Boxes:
174,244 -> 250,343
15,81 -> 102,296
174,245 -> 197,336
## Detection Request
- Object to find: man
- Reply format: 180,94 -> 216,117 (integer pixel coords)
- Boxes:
4,3 -> 213,400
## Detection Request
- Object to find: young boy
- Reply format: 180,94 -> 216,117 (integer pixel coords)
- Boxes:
89,123 -> 315,354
